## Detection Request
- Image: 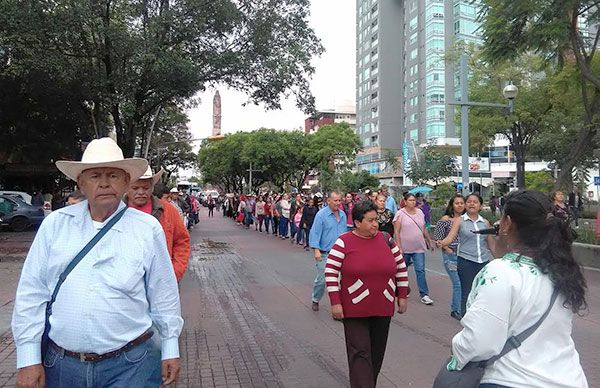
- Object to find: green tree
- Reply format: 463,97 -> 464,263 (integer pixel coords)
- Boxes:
0,0 -> 323,157
406,146 -> 456,185
304,123 -> 362,173
468,53 -> 554,189
147,104 -> 196,181
525,171 -> 555,193
478,0 -> 600,188
338,171 -> 379,193
196,125 -> 362,193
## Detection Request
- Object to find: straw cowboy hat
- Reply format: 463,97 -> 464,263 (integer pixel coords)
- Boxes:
55,137 -> 148,182
137,166 -> 164,185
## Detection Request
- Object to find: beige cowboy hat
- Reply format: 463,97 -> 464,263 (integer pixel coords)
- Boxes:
137,166 -> 164,185
55,137 -> 148,182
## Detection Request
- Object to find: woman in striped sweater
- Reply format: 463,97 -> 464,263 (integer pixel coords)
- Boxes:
326,200 -> 409,388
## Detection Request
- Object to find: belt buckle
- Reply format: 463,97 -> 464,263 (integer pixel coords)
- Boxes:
79,353 -> 86,362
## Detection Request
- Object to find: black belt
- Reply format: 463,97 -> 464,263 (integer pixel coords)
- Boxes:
320,250 -> 329,254
49,330 -> 154,362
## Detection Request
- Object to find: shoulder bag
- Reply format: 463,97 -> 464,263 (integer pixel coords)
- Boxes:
433,287 -> 559,388
41,207 -> 127,361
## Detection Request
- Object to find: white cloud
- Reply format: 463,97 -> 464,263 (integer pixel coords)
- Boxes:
186,0 -> 356,142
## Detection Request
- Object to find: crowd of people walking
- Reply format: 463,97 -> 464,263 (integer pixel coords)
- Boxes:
217,185 -> 590,388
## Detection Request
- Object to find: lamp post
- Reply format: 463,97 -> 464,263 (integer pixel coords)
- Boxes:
448,53 -> 518,196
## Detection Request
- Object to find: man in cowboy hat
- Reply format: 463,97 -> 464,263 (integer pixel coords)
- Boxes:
12,138 -> 183,387
126,166 -> 190,282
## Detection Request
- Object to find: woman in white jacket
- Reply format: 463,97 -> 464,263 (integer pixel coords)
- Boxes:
448,190 -> 588,388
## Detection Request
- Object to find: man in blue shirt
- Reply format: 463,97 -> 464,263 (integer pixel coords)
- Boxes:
309,191 -> 347,311
381,185 -> 398,214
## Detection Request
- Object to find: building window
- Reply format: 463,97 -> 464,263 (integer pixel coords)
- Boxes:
428,93 -> 444,103
409,32 -> 418,45
409,16 -> 418,31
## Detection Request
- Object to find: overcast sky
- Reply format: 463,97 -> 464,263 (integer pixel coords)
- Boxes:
186,1 -> 356,141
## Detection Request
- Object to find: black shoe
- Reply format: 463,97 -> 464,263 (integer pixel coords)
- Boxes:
311,302 -> 319,311
450,311 -> 462,320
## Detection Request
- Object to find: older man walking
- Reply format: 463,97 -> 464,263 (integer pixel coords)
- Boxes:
126,167 -> 191,282
308,191 -> 347,311
12,138 -> 183,388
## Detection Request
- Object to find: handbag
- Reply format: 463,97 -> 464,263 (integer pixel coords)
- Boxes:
433,287 -> 559,388
41,207 -> 127,361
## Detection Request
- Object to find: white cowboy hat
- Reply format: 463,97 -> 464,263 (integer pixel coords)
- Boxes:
55,137 -> 148,182
169,187 -> 179,193
137,166 -> 164,185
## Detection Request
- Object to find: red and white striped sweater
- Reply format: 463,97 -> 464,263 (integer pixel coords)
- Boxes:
326,231 -> 409,318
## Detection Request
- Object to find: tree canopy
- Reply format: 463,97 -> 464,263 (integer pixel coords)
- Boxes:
197,123 -> 363,193
478,0 -> 600,188
0,0 -> 323,161
405,146 -> 456,185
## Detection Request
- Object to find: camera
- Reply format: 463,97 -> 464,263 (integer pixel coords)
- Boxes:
471,224 -> 499,236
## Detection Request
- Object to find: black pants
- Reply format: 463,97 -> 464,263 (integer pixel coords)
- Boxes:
457,256 -> 488,315
343,316 -> 391,388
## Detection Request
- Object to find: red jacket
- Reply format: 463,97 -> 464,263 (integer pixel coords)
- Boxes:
157,198 -> 190,281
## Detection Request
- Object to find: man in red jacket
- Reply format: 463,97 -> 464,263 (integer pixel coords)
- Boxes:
126,167 -> 191,281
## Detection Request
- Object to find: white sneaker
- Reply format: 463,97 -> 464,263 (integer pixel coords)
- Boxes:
421,295 -> 434,305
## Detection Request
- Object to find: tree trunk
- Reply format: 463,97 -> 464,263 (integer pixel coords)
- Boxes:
509,123 -> 527,190
556,124 -> 598,189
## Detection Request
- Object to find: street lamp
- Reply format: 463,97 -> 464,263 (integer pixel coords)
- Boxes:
502,83 -> 518,114
448,53 -> 518,196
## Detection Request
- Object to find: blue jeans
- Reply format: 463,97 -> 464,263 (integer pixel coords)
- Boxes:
279,216 -> 289,237
311,253 -> 327,303
403,252 -> 429,297
296,228 -> 304,244
44,339 -> 162,387
442,251 -> 462,314
290,220 -> 297,240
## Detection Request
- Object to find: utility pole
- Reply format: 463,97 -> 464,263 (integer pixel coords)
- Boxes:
448,53 -> 517,196
246,162 -> 263,194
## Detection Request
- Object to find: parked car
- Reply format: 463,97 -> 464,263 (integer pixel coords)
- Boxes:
0,194 -> 45,232
0,190 -> 51,216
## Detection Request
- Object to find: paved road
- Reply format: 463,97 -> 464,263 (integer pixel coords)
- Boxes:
175,208 -> 600,387
0,208 -> 598,387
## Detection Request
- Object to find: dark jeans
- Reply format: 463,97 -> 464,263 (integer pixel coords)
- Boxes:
279,216 -> 289,237
457,256 -> 488,315
264,216 -> 271,233
272,216 -> 280,235
303,226 -> 311,247
343,316 -> 391,388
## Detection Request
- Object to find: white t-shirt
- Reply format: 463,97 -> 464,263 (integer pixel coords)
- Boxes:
450,253 -> 588,387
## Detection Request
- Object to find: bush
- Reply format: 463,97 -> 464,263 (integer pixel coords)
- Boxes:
574,227 -> 600,245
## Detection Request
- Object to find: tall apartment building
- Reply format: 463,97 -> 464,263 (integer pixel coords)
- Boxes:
355,0 -> 482,181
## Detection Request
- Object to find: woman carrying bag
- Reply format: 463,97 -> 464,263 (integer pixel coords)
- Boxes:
393,193 -> 435,305
435,190 -> 588,388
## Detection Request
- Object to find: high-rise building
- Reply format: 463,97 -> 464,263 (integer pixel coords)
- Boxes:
355,0 -> 483,182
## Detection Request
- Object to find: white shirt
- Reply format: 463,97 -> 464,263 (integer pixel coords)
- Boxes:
12,200 -> 183,368
451,253 -> 588,387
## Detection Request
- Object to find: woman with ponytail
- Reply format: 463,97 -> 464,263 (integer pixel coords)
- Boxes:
447,190 -> 588,387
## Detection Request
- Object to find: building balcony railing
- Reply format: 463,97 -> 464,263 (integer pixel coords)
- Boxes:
426,29 -> 444,38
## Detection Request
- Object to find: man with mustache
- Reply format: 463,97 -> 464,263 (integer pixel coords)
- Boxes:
126,167 -> 191,282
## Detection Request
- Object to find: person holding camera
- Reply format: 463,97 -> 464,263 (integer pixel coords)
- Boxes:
436,193 -> 495,315
446,190 -> 588,387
